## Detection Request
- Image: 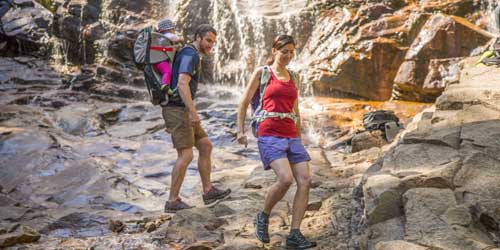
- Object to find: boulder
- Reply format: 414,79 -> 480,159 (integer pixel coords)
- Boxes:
363,174 -> 402,225
309,38 -> 406,101
403,188 -> 493,250
351,130 -> 387,153
381,143 -> 460,173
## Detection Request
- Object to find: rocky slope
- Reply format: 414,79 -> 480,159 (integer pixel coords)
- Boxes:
351,57 -> 500,250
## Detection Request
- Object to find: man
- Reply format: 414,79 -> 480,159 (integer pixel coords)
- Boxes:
162,24 -> 231,212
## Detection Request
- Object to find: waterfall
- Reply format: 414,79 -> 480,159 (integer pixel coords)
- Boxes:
210,0 -> 315,87
163,0 -> 180,19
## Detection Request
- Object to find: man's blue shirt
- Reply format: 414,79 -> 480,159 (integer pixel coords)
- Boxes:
170,46 -> 200,107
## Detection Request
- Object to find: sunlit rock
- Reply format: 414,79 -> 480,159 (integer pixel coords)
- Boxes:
375,240 -> 429,250
392,14 -> 494,102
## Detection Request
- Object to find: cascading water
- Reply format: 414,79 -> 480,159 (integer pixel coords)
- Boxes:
210,0 -> 315,87
486,1 -> 500,35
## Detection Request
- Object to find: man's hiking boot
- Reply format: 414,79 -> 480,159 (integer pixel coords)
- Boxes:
254,212 -> 270,243
286,230 -> 317,249
202,186 -> 231,205
164,198 -> 193,213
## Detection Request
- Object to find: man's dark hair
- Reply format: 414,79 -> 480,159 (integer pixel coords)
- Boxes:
194,24 -> 217,40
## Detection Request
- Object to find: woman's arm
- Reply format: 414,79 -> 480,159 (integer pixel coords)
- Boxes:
236,67 -> 263,147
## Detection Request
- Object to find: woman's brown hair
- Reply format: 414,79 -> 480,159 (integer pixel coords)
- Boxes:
265,34 -> 295,65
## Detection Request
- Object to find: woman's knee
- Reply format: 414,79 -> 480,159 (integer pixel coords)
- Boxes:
296,173 -> 312,188
278,175 -> 294,188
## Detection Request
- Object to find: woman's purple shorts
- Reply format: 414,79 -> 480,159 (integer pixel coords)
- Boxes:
257,136 -> 311,170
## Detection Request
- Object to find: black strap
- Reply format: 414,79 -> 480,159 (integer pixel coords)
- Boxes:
145,26 -> 152,64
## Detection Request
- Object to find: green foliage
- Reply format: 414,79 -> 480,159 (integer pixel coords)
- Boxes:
35,0 -> 54,12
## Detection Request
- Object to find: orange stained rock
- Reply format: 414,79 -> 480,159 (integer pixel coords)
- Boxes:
300,97 -> 431,130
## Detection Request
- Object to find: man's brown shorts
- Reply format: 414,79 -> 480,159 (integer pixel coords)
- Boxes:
161,106 -> 208,149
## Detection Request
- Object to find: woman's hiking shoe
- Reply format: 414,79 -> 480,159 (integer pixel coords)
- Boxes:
164,198 -> 193,213
286,230 -> 317,249
254,212 -> 270,243
202,186 -> 231,205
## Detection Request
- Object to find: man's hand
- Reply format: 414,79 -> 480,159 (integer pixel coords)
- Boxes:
237,132 -> 248,148
189,112 -> 201,127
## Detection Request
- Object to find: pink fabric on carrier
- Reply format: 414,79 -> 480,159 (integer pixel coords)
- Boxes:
154,61 -> 172,85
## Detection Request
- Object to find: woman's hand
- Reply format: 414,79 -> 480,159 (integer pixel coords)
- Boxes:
237,132 -> 248,148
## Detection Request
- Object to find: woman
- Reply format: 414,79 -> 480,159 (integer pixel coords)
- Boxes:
236,35 -> 316,249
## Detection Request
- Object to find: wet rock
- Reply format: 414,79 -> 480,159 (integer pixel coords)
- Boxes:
106,30 -> 137,62
353,9 -> 428,45
54,104 -> 103,136
421,58 -> 462,98
0,0 -> 52,55
108,219 -> 126,233
0,224 -> 40,248
351,130 -> 387,153
106,120 -> 164,138
42,212 -> 110,237
97,106 -> 123,124
90,82 -> 149,102
0,206 -> 30,222
0,57 -> 62,86
420,0 -> 478,17
309,38 -> 406,101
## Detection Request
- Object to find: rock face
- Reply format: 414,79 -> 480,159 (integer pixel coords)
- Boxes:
3,0 -> 497,103
353,57 -> 500,250
0,0 -> 53,56
392,14 -> 494,102
305,2 -> 495,102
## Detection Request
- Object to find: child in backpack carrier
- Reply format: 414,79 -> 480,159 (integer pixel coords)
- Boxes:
154,18 -> 184,101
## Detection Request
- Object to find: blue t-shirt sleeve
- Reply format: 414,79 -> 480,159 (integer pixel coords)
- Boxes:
178,49 -> 198,77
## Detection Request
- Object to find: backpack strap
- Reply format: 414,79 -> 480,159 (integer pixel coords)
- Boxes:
168,44 -> 199,100
144,26 -> 152,64
289,70 -> 300,91
253,65 -> 271,118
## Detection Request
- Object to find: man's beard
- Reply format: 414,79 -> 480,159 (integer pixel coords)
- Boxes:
201,45 -> 211,56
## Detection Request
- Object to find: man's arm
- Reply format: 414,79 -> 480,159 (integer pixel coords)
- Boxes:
177,73 -> 200,126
